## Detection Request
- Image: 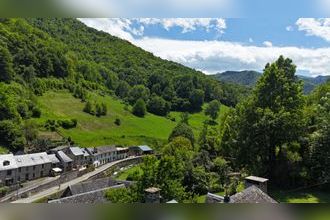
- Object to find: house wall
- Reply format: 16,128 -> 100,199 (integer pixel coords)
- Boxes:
0,169 -> 18,186
16,163 -> 52,183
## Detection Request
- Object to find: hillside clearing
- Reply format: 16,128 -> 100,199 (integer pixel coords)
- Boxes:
33,91 -> 229,148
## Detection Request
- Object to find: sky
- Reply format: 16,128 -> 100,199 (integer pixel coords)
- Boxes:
79,18 -> 330,77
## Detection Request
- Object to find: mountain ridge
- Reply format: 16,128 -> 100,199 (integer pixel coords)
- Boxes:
212,70 -> 330,93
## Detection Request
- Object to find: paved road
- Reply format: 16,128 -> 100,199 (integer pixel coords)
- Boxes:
12,156 -> 140,203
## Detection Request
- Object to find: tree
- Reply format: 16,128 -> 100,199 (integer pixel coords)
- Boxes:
101,103 -> 107,116
115,81 -> 130,99
83,101 -> 94,115
189,89 -> 204,111
128,85 -> 150,104
147,95 -> 170,116
168,122 -> 195,145
95,103 -> 102,117
0,120 -> 25,152
212,157 -> 230,187
205,100 -> 221,121
132,98 -> 146,117
0,46 -> 14,83
221,56 -> 305,183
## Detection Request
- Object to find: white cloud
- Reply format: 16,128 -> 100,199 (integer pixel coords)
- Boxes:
135,38 -> 330,76
248,38 -> 254,43
263,41 -> 273,47
136,18 -> 226,33
286,26 -> 293,32
296,18 -> 330,42
80,18 -> 330,77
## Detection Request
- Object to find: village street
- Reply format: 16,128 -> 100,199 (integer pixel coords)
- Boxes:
11,156 -> 140,203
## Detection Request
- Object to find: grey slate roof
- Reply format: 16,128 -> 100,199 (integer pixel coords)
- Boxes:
15,152 -> 51,167
206,186 -> 277,203
57,151 -> 73,163
48,154 -> 60,164
0,154 -> 18,171
138,145 -> 153,152
87,146 -> 117,156
69,147 -> 85,156
63,177 -> 129,196
229,185 -> 277,203
49,184 -> 125,204
51,145 -> 70,152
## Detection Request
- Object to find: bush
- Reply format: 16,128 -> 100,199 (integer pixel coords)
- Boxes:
44,119 -> 58,131
31,107 -> 41,118
58,119 -> 78,129
132,98 -> 146,117
0,186 -> 9,196
115,118 -> 121,126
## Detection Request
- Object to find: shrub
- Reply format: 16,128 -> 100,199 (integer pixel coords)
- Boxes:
132,98 -> 146,117
115,118 -> 121,126
58,119 -> 78,129
31,107 -> 41,118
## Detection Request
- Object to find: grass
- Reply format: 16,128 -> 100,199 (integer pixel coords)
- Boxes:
34,90 -> 230,148
270,188 -> 330,203
0,146 -> 9,154
115,165 -> 142,181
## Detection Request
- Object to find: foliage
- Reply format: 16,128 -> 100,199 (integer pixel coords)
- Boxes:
168,122 -> 195,145
205,100 -> 221,120
132,98 -> 146,117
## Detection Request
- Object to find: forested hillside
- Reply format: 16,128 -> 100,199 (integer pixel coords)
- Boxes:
0,18 -> 240,153
213,70 -> 330,93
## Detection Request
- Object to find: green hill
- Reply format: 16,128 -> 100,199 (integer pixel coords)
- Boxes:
213,70 -> 330,93
0,18 -> 235,152
33,90 -> 229,148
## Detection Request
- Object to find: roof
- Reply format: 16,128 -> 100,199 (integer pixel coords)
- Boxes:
245,176 -> 269,183
57,151 -> 73,163
0,154 -> 18,171
205,193 -> 225,203
51,145 -> 70,152
15,152 -> 51,167
65,177 -> 121,196
69,147 -> 85,156
229,186 -> 277,203
138,145 -> 153,152
82,149 -> 90,157
49,185 -> 125,204
145,187 -> 160,193
87,146 -> 117,155
48,154 -> 60,164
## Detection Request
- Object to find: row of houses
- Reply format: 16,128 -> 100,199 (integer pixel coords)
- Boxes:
0,145 -> 153,187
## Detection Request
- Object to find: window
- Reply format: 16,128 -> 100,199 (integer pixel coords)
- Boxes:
42,164 -> 44,169
18,167 -> 21,173
25,173 -> 29,180
26,167 -> 28,171
33,166 -> 36,170
33,173 -> 35,178
40,171 -> 43,176
3,160 -> 10,166
7,170 -> 12,176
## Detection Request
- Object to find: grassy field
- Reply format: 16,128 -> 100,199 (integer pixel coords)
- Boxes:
270,188 -> 330,203
115,165 -> 143,181
34,91 -> 230,148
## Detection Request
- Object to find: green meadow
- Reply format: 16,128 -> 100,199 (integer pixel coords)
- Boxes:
34,91 -> 229,148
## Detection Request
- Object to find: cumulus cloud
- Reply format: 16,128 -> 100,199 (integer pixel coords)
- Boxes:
263,41 -> 273,47
135,38 -> 330,76
296,18 -> 330,42
80,18 -> 330,77
137,18 -> 226,33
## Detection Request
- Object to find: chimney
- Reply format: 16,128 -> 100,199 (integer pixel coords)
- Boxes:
244,176 -> 269,193
144,187 -> 161,203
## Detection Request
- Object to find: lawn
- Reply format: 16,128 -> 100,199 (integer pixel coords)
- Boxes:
270,188 -> 330,203
34,91 -> 230,148
115,165 -> 143,181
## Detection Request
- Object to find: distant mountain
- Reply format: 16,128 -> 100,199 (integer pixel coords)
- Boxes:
212,71 -> 330,93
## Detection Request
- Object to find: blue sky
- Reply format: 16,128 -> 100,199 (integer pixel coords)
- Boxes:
80,18 -> 330,77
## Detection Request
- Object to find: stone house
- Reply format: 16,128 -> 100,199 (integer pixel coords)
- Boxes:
86,146 -> 117,167
0,154 -> 18,186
